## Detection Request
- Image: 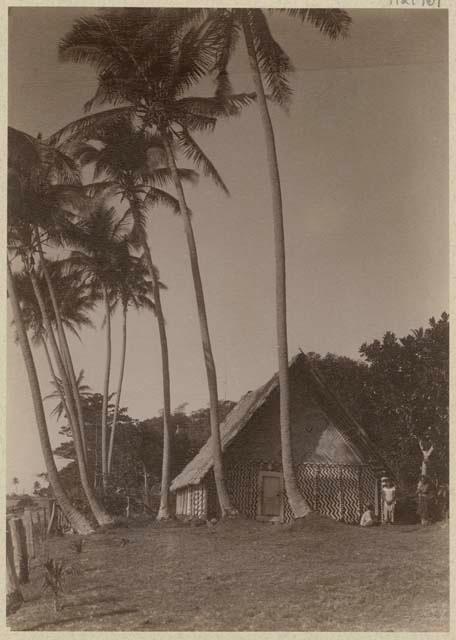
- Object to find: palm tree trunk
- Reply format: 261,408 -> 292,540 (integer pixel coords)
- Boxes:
41,336 -> 70,420
7,262 -> 94,534
161,132 -> 235,517
35,235 -> 88,463
101,286 -> 111,492
242,15 -> 311,518
107,302 -> 128,476
139,236 -> 172,520
28,270 -> 113,526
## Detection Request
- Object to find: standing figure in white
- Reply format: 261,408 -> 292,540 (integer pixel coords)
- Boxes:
381,478 -> 397,524
418,439 -> 434,476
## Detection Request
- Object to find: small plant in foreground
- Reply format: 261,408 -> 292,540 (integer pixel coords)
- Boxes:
41,559 -> 65,612
41,558 -> 82,612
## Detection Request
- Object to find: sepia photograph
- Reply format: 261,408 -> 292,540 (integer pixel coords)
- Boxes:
6,4 -> 449,632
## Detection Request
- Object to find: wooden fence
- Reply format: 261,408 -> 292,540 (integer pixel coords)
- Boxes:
6,503 -> 50,616
6,492 -> 162,616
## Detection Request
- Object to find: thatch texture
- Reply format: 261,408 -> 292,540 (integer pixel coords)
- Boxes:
170,353 -> 390,492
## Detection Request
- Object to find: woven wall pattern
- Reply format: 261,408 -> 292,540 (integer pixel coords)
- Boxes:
177,462 -> 379,524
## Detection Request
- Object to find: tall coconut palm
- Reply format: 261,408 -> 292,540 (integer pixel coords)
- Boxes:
12,264 -> 95,423
205,8 -> 351,518
8,126 -> 91,461
62,202 -> 127,491
107,241 -> 157,477
8,128 -> 113,525
12,263 -> 97,352
69,119 -> 193,517
25,267 -> 112,523
7,261 -> 94,534
57,10 -> 255,516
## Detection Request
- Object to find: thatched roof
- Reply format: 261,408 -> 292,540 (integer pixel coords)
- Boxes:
170,352 -> 390,492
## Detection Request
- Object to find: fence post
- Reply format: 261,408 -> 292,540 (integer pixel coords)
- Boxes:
6,526 -> 23,616
23,508 -> 35,559
47,500 -> 56,536
37,508 -> 46,539
8,518 -> 29,584
31,509 -> 42,545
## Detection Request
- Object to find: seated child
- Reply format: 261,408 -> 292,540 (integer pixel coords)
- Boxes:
360,503 -> 376,527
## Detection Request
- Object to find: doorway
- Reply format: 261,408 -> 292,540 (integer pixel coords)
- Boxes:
256,470 -> 283,522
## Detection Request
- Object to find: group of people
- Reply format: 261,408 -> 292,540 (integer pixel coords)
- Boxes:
360,475 -> 441,527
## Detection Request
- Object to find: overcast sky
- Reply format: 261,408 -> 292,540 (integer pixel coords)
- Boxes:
7,8 -> 448,493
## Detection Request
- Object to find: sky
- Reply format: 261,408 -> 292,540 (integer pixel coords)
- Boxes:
7,8 -> 448,493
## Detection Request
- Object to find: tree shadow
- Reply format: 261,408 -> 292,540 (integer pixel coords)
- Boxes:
64,595 -> 119,608
21,607 -> 140,631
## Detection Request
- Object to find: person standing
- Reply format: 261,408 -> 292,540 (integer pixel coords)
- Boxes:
381,478 -> 397,524
417,475 -> 434,525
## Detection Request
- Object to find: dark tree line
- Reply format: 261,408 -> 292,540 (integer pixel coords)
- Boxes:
307,312 -> 449,490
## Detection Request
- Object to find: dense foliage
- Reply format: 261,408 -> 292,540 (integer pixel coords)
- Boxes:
307,313 -> 449,490
53,392 -> 235,504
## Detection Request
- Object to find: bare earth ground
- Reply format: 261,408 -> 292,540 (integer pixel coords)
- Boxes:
7,515 -> 449,632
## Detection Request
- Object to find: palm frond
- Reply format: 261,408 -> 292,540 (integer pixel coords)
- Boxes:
144,187 -> 180,214
168,20 -> 218,97
208,9 -> 241,97
83,181 -> 119,199
278,8 -> 352,40
175,129 -> 228,195
169,109 -> 217,133
45,107 -> 135,148
249,9 -> 294,109
47,146 -> 81,185
147,167 -> 198,189
174,92 -> 256,120
47,184 -> 88,210
8,127 -> 42,175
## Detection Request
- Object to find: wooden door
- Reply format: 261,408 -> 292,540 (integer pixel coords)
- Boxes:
257,471 -> 283,521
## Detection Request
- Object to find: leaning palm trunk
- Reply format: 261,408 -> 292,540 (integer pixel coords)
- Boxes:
139,234 -> 172,520
36,236 -> 88,463
28,271 -> 113,526
107,302 -> 127,476
242,16 -> 311,518
42,335 -> 71,420
101,286 -> 111,491
161,133 -> 235,517
7,262 -> 94,534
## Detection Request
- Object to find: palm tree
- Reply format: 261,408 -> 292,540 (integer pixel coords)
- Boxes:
69,119 -> 192,517
63,202 -> 127,491
12,264 -> 95,426
7,261 -> 94,534
8,126 -> 91,461
8,127 -> 113,526
107,241 -> 157,477
45,370 -> 92,422
57,9 -> 255,516
12,477 -> 20,496
205,8 -> 351,518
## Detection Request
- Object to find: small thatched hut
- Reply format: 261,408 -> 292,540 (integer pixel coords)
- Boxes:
171,352 -> 391,523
